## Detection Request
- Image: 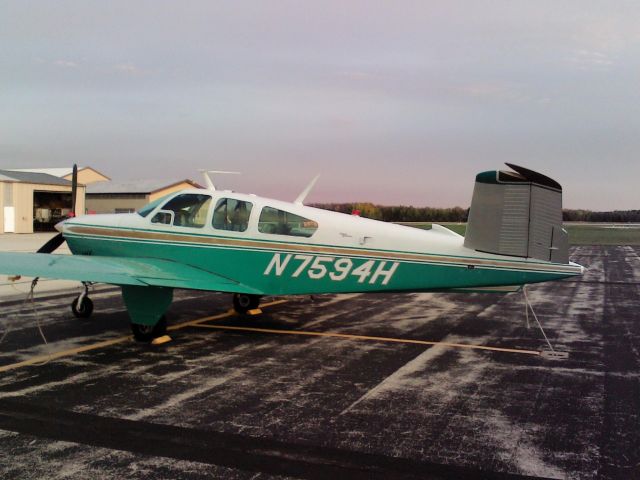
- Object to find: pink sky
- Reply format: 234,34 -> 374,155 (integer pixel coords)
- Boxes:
2,1 -> 639,209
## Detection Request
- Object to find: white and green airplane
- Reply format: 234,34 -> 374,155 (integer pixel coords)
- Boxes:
0,164 -> 583,341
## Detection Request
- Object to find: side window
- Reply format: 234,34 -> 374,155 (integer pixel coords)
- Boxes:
212,198 -> 253,232
151,193 -> 212,228
258,206 -> 318,237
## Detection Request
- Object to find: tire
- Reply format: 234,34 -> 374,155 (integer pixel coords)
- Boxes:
71,296 -> 94,319
233,294 -> 261,314
131,316 -> 167,342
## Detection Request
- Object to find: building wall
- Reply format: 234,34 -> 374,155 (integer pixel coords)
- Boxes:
149,182 -> 199,202
85,183 -> 198,214
0,183 -> 5,234
12,183 -> 86,234
85,195 -> 150,214
63,168 -> 110,185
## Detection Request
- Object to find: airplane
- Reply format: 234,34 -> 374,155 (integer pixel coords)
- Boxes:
0,164 -> 584,342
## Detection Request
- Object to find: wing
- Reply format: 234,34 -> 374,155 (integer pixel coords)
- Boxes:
0,253 -> 263,295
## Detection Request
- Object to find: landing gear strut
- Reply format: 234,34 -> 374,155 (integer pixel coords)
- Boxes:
233,293 -> 261,314
71,282 -> 93,319
131,316 -> 168,342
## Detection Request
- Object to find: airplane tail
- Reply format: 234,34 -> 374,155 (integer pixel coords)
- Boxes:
463,163 -> 569,263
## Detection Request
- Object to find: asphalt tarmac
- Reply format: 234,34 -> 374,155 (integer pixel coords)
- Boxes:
0,246 -> 638,479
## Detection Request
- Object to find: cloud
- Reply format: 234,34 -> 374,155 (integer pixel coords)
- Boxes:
53,60 -> 78,68
114,63 -> 142,75
338,71 -> 375,81
568,49 -> 614,70
454,83 -> 550,105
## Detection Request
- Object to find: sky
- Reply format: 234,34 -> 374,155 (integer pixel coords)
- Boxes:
1,1 -> 639,209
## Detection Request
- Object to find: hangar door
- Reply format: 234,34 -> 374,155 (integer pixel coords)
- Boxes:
33,191 -> 72,232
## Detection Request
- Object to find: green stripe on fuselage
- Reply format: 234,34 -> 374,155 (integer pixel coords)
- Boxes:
64,230 -> 576,295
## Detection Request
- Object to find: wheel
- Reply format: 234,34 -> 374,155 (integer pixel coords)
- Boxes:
131,316 -> 167,342
232,293 -> 261,314
71,296 -> 93,319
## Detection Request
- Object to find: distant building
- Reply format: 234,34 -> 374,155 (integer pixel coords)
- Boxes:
86,179 -> 202,214
0,170 -> 87,233
0,166 -> 201,233
8,167 -> 110,185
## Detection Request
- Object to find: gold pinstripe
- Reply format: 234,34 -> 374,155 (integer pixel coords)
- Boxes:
65,225 -> 580,275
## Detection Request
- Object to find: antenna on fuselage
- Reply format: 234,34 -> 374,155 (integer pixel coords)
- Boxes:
198,170 -> 241,191
294,175 -> 320,206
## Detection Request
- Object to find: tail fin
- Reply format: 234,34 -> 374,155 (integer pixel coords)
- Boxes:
463,164 -> 568,263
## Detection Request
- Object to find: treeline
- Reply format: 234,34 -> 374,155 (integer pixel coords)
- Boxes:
310,203 -> 468,222
311,203 -> 640,223
563,209 -> 640,223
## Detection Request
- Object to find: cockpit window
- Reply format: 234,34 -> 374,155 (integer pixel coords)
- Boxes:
151,193 -> 212,228
137,194 -> 172,217
258,207 -> 318,237
212,198 -> 253,232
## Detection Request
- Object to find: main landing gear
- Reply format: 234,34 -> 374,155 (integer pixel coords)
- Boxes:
233,293 -> 261,314
121,285 -> 174,343
130,315 -> 168,342
71,282 -> 93,319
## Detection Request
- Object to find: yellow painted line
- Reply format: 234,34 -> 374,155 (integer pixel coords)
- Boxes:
0,299 -> 288,373
166,299 -> 287,331
193,324 -> 542,356
0,336 -> 132,373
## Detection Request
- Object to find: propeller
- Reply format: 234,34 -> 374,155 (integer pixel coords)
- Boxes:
37,232 -> 66,253
37,164 -> 78,254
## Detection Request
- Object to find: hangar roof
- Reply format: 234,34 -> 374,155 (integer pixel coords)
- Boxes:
7,166 -> 111,183
86,179 -> 201,195
0,169 -> 72,186
8,167 -> 79,177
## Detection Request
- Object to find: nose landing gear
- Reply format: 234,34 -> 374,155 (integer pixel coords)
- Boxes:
71,282 -> 93,319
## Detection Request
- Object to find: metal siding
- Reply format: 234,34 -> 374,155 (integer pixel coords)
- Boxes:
464,182 -> 504,253
1,183 -> 85,234
76,186 -> 86,215
0,183 -> 4,233
528,186 -> 562,261
464,176 -> 567,263
498,185 -> 529,256
550,225 -> 569,263
63,168 -> 110,184
465,183 -> 530,257
86,196 -> 150,214
0,170 -> 71,186
15,183 -> 34,233
2,182 -> 13,206
149,183 -> 197,202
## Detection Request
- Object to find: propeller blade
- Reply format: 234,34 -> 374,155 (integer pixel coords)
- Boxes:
70,164 -> 78,217
36,163 -> 76,254
36,233 -> 66,254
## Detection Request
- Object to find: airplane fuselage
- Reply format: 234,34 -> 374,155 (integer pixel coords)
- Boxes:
61,189 -> 583,296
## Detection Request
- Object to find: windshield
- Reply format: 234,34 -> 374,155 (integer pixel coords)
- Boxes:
137,194 -> 173,217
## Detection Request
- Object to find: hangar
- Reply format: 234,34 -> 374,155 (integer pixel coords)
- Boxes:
0,166 -> 200,233
0,170 -> 87,234
8,166 -> 110,186
86,179 -> 202,214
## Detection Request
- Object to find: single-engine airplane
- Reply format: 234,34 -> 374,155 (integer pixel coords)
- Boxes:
0,164 -> 583,341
